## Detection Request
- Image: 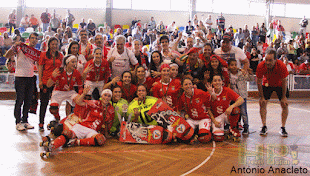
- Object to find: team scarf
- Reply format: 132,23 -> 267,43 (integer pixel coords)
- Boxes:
18,43 -> 41,61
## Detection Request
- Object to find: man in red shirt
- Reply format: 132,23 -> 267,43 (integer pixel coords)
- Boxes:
299,59 -> 310,75
256,49 -> 289,137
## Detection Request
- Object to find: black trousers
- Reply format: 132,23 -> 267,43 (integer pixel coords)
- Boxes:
39,85 -> 54,124
14,77 -> 34,124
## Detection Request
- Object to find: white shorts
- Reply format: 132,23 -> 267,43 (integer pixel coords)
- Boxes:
186,118 -> 211,131
84,80 -> 105,95
212,113 -> 228,136
50,90 -> 78,106
71,124 -> 98,139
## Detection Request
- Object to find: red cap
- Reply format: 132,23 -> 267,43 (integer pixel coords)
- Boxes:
160,63 -> 170,71
210,54 -> 221,61
186,47 -> 201,55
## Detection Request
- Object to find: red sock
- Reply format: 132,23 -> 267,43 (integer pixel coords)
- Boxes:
77,138 -> 95,146
52,135 -> 67,149
229,114 -> 239,128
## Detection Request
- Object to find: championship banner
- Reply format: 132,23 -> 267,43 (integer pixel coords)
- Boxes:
18,43 -> 41,61
147,99 -> 194,141
119,121 -> 164,144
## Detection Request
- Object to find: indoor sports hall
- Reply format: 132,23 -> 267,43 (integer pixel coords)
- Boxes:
1,0 -> 310,175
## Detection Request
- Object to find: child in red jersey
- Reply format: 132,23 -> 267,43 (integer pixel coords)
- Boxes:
47,55 -> 83,122
45,87 -> 115,151
152,64 -> 181,110
177,78 -> 216,143
210,74 -> 244,141
82,47 -> 110,100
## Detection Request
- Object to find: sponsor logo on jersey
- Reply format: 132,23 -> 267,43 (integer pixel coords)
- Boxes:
171,86 -> 175,90
196,98 -> 200,103
176,124 -> 186,133
153,130 -> 161,140
223,96 -> 226,101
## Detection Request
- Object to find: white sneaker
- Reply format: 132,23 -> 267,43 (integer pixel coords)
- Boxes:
16,123 -> 26,131
23,123 -> 34,129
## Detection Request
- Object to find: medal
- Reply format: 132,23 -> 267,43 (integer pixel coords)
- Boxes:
265,83 -> 269,87
185,114 -> 189,119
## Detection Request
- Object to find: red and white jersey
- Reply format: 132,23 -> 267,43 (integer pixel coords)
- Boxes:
84,59 -> 110,83
38,51 -> 64,84
136,77 -> 155,93
117,82 -> 137,103
152,78 -> 181,109
54,69 -> 83,91
75,100 -> 115,132
210,87 -> 241,117
177,89 -> 211,120
79,42 -> 93,61
299,63 -> 310,75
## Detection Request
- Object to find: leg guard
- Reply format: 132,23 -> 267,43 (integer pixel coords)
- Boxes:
49,103 -> 60,121
229,107 -> 240,129
94,134 -> 106,146
197,129 -> 212,143
213,134 -> 225,142
180,127 -> 195,141
62,129 -> 75,139
51,123 -> 63,137
162,128 -> 173,144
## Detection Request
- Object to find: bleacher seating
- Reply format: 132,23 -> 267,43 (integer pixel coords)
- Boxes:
73,24 -> 79,29
0,27 -> 7,33
21,32 -> 30,39
0,57 -> 7,66
18,27 -> 25,33
123,25 -> 130,29
114,24 -> 122,29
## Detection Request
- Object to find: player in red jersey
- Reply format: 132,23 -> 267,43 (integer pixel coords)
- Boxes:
169,63 -> 181,81
38,37 -> 64,130
47,55 -> 83,121
177,78 -> 216,143
152,64 -> 181,110
45,87 -> 115,151
82,47 -> 110,100
117,71 -> 137,103
134,66 -> 154,94
210,74 -> 244,141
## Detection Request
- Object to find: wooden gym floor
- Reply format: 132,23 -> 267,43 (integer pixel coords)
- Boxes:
1,98 -> 310,176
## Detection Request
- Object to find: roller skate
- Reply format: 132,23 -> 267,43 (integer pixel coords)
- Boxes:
227,126 -> 241,142
40,139 -> 55,158
47,120 -> 58,130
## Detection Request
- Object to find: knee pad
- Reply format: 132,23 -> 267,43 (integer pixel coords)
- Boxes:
162,128 -> 173,144
213,134 -> 225,142
62,129 -> 75,139
180,127 -> 195,141
197,129 -> 212,143
231,107 -> 240,115
51,123 -> 63,137
49,103 -> 59,114
94,134 -> 106,146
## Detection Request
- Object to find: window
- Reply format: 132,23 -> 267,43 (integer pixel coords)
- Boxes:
249,2 -> 266,16
132,0 -> 169,11
270,3 -> 285,17
113,0 -> 131,9
170,0 -> 189,11
3,0 -> 18,7
286,4 -> 310,18
196,0 -> 212,12
26,0 -> 106,8
213,0 -> 249,15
